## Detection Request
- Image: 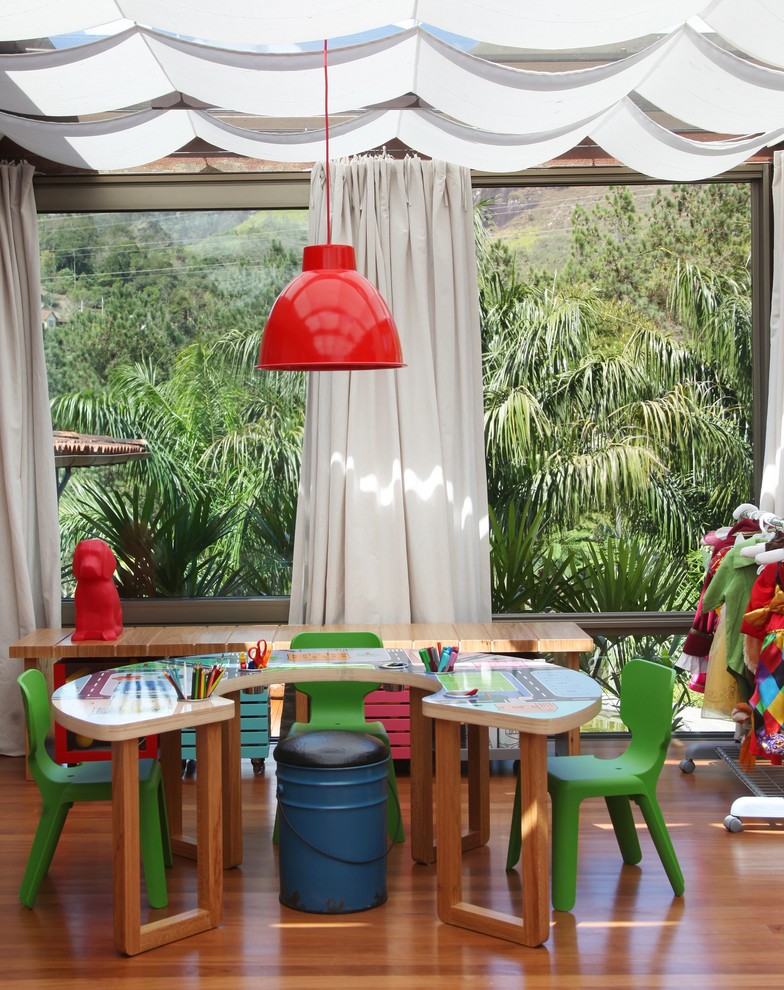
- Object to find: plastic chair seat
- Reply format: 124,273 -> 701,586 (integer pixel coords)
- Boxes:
506,658 -> 685,912
18,668 -> 172,909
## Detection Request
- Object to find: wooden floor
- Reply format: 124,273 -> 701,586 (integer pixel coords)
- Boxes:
1,735 -> 780,989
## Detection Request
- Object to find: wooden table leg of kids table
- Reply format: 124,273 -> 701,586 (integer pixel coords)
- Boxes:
433,718 -> 551,947
158,692 -> 243,869
408,688 -> 490,865
112,721 -> 224,955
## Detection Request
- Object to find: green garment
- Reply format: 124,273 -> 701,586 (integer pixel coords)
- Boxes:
700,534 -> 767,682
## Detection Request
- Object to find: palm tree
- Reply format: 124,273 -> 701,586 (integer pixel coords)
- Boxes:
480,246 -> 751,558
53,325 -> 305,596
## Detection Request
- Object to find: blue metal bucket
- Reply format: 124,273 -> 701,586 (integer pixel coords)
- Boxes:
274,730 -> 390,913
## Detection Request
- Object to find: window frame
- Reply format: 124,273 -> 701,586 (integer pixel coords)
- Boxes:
37,164 -> 773,635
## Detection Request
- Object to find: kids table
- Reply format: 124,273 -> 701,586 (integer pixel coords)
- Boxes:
51,671 -> 234,956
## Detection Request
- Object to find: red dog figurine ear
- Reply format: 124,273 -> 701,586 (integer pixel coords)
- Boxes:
71,538 -> 123,642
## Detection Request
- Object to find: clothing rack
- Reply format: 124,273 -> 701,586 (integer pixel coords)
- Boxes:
734,504 -> 784,533
681,503 -> 784,830
717,745 -> 784,831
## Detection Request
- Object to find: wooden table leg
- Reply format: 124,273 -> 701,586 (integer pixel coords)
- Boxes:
465,723 -> 490,850
159,731 -> 188,857
516,730 -> 550,945
194,720 -> 223,927
160,695 -> 241,868
554,651 -> 581,755
112,737 -> 143,955
408,688 -> 434,864
435,719 -> 463,919
221,695 -> 243,868
112,723 -> 224,956
411,700 -> 491,865
434,720 -> 551,947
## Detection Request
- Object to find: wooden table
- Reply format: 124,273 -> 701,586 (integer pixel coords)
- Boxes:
50,646 -> 601,952
213,654 -> 442,867
422,663 -> 602,947
9,620 -> 593,675
10,622 -> 595,870
51,675 -> 235,956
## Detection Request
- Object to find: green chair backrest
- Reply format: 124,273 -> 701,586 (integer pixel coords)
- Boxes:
289,631 -> 384,702
18,669 -> 54,778
289,631 -> 383,650
618,659 -> 676,782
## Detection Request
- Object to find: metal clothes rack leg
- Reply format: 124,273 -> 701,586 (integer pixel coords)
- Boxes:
717,745 -> 784,831
678,737 -> 739,775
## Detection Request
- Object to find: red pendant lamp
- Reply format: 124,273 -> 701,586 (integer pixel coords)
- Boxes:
256,42 -> 404,372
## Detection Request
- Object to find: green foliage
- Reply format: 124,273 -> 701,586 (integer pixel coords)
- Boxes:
478,182 -> 753,566
565,182 -> 751,319
41,211 -> 305,397
569,186 -> 648,308
63,480 -> 241,597
235,485 -> 298,596
478,179 -> 751,725
489,501 -> 570,612
669,259 -> 752,413
44,188 -> 754,626
45,210 -> 309,599
558,535 -> 694,614
52,324 -> 306,597
583,635 -> 692,730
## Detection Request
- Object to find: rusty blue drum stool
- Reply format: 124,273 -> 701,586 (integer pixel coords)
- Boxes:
274,730 -> 391,913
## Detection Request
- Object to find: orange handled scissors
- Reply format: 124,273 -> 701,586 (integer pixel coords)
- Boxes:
247,639 -> 269,668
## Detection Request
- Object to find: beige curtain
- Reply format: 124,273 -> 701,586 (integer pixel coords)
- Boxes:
760,151 -> 784,514
289,157 -> 491,625
0,162 -> 61,755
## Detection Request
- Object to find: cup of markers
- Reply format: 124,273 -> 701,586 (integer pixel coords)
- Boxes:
162,662 -> 224,701
418,643 -> 458,673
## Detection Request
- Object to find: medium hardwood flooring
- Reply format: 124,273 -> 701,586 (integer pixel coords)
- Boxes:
1,735 -> 779,989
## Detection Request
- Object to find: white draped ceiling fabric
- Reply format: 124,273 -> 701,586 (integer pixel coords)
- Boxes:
1,1 -> 784,179
289,158 -> 491,625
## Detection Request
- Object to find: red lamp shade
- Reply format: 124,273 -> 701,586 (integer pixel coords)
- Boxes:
256,244 -> 405,371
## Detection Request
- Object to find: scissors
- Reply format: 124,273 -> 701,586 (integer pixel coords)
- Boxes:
247,639 -> 269,668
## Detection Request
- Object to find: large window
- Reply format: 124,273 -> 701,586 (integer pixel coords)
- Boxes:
476,178 -> 755,618
36,167 -> 771,638
40,201 -> 309,607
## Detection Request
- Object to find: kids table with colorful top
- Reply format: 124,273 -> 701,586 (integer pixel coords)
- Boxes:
421,661 -> 602,947
52,649 -> 601,952
51,670 -> 234,956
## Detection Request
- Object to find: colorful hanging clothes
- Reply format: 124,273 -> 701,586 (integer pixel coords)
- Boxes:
748,628 -> 784,759
741,565 -> 784,639
741,562 -> 784,760
702,606 -> 742,718
699,533 -> 767,700
678,519 -> 761,687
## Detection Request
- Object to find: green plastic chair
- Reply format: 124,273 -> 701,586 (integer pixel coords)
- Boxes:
277,630 -> 404,842
18,668 -> 172,909
506,658 -> 685,912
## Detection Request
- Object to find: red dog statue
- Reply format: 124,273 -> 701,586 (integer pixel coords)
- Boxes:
72,538 -> 123,642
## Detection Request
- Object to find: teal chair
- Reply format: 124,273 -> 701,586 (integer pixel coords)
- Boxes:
278,630 -> 404,842
18,668 -> 172,909
506,658 -> 684,912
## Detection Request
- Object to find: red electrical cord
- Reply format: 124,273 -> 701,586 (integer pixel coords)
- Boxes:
323,39 -> 331,245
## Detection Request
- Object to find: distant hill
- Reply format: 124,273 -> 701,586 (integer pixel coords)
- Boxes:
475,184 -> 661,274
